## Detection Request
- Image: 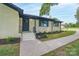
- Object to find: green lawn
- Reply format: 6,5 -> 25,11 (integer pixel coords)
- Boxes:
0,43 -> 20,56
40,31 -> 76,41
42,39 -> 79,56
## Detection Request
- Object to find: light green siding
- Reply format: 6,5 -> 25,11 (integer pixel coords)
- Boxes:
0,4 -> 20,39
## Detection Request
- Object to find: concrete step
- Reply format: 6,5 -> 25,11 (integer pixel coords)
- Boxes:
21,32 -> 36,41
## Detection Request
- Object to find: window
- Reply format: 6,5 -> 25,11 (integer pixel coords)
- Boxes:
39,20 -> 49,27
54,22 -> 59,26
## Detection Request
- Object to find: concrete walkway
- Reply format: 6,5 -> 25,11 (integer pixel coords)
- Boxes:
20,30 -> 79,56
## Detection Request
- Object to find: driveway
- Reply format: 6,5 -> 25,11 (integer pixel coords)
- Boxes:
20,30 -> 79,56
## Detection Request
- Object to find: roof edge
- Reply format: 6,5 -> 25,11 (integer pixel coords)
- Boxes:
23,14 -> 62,22
3,3 -> 23,17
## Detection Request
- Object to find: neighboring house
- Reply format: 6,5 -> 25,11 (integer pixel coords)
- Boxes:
0,3 -> 62,39
22,14 -> 62,33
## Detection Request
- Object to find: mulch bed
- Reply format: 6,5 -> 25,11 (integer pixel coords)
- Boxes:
0,38 -> 20,45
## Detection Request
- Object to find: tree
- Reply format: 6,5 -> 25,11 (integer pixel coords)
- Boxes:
39,3 -> 58,16
75,7 -> 79,24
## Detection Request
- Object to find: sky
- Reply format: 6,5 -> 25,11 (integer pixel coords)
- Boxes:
14,3 -> 79,24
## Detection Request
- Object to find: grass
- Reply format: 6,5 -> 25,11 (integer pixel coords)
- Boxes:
40,31 -> 76,41
42,39 -> 79,56
0,43 -> 20,56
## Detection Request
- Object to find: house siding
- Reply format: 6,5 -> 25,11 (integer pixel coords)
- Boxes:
36,20 -> 52,33
0,4 -> 21,39
29,18 -> 61,33
29,19 -> 51,33
36,20 -> 61,33
29,18 -> 35,32
19,17 -> 23,33
53,23 -> 61,32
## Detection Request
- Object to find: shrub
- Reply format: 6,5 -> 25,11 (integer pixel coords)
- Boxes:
36,32 -> 47,39
43,31 -> 47,34
5,37 -> 14,43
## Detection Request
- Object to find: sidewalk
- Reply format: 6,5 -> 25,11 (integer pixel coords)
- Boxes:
20,30 -> 79,56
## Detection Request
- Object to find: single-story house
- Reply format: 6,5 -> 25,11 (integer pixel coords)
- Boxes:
0,3 -> 62,39
22,14 -> 62,33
